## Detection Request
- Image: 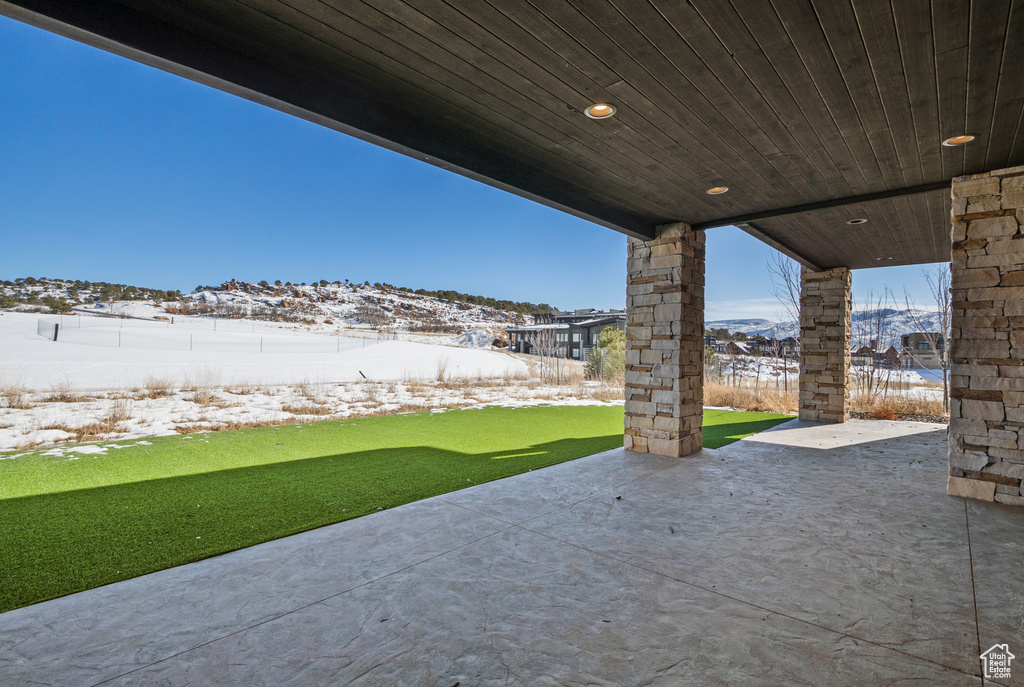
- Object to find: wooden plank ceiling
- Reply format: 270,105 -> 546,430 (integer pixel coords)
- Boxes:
2,0 -> 1022,269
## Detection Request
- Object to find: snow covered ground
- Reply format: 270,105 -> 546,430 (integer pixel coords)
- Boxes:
0,311 -> 619,452
0,377 -> 620,453
714,353 -> 943,385
0,312 -> 523,390
712,354 -> 947,404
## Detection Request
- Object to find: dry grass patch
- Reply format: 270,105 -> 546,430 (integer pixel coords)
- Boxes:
403,379 -> 433,395
105,390 -> 135,400
44,379 -> 89,403
1,381 -> 33,410
704,382 -> 798,415
852,393 -> 946,418
355,402 -> 469,418
296,379 -> 329,402
281,403 -> 334,416
591,383 -> 624,402
57,423 -> 108,442
435,358 -> 450,384
225,381 -> 263,396
142,376 -> 174,399
173,418 -> 299,434
43,399 -> 138,442
360,382 -> 383,405
187,388 -> 220,407
105,399 -> 133,425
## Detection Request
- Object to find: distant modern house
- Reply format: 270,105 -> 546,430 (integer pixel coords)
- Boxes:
901,332 -> 947,369
507,309 -> 626,360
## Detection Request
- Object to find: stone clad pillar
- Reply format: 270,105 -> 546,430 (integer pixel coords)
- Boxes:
624,223 -> 704,457
799,267 -> 851,423
948,165 -> 1024,506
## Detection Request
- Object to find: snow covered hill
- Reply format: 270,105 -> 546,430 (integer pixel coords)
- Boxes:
0,277 -> 524,334
708,308 -> 946,343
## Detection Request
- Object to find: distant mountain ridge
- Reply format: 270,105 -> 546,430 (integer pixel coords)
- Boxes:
707,308 -> 946,343
0,277 -> 531,333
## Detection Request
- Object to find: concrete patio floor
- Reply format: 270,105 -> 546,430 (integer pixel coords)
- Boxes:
2,419 -> 1022,686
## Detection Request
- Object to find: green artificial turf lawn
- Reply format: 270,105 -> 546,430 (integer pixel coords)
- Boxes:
701,408 -> 793,449
0,405 -> 791,612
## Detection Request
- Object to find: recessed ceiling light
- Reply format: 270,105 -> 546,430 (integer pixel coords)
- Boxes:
876,256 -> 893,261
942,134 -> 976,147
706,186 -> 729,195
584,103 -> 616,119
846,218 -> 868,225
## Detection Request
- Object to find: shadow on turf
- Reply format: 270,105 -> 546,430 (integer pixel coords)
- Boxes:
702,417 -> 795,450
0,435 -> 622,612
1,412 -> 796,613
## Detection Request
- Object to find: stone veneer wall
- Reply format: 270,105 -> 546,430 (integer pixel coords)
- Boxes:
799,267 -> 851,423
624,223 -> 704,457
948,165 -> 1024,505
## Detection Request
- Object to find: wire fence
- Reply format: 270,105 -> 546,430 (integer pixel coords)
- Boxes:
37,318 -> 60,341
35,316 -> 396,353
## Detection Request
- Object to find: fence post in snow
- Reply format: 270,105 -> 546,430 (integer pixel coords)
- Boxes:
260,337 -> 263,354
53,323 -> 59,342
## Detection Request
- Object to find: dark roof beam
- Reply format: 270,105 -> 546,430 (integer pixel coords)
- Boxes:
690,181 -> 951,231
735,222 -> 822,272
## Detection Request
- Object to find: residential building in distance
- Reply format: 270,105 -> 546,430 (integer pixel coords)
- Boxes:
507,309 -> 625,360
708,337 -> 798,359
852,344 -> 902,368
901,332 -> 947,369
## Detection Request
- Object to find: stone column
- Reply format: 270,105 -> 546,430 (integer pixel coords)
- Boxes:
624,222 -> 704,457
799,267 -> 851,423
948,165 -> 1024,506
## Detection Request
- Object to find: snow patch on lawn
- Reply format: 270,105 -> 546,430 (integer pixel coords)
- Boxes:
40,441 -> 154,458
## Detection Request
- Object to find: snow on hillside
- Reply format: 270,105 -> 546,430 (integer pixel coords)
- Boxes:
179,279 -> 518,332
0,278 -> 522,334
708,308 -> 945,343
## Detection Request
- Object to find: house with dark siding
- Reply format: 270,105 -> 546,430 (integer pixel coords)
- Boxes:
507,310 -> 626,360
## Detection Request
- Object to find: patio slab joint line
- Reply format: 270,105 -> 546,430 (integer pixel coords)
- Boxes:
87,520 -> 518,687
964,498 -> 985,685
518,519 -> 984,682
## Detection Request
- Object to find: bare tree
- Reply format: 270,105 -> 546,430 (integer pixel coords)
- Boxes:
767,251 -> 802,392
903,265 -> 952,412
762,335 -> 789,391
852,288 -> 898,402
527,327 -> 563,385
767,251 -> 801,326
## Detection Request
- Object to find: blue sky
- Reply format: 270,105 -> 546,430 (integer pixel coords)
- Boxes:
0,15 -> 946,319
